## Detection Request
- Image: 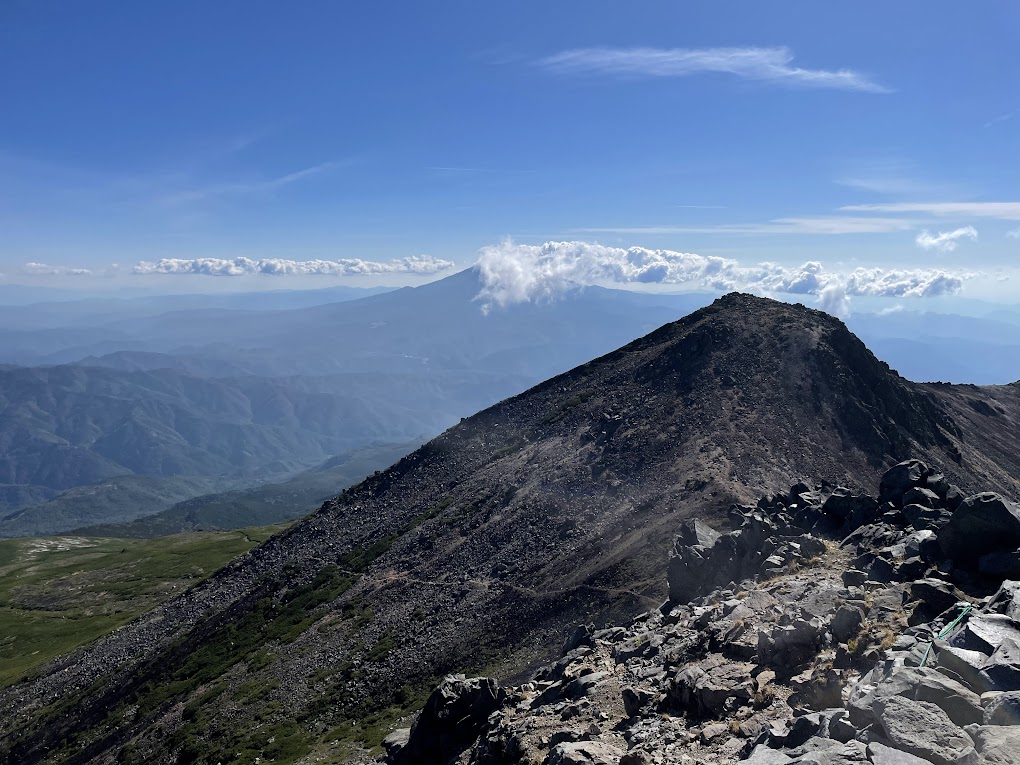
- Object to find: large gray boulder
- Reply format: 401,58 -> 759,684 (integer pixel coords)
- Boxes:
745,745 -> 796,764
937,493 -> 1020,563
934,641 -> 992,693
884,666 -> 983,726
965,724 -> 1020,765
873,695 -> 975,765
865,742 -> 935,765
546,741 -> 624,765
791,740 -> 870,764
983,690 -> 1020,725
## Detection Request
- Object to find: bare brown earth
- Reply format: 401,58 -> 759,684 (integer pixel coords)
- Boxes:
1,293 -> 1019,764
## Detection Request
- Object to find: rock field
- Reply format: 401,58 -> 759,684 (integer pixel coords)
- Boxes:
389,459 -> 1020,765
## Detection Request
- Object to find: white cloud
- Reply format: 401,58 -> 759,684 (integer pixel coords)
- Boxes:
843,202 -> 1020,221
21,262 -> 92,276
474,240 -> 969,313
539,46 -> 890,93
841,267 -> 965,298
1008,228 -> 1020,239
579,216 -> 916,236
132,255 -> 454,276
817,284 -> 851,318
915,226 -> 978,252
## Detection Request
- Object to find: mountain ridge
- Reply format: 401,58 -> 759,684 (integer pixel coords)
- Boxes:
2,293 -> 1019,763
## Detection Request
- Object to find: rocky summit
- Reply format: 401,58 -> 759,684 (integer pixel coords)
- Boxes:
394,461 -> 1020,765
2,295 -> 1020,764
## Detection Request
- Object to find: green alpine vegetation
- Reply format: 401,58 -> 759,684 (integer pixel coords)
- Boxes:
0,525 -> 288,688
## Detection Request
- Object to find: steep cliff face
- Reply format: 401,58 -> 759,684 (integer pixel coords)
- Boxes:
3,294 -> 1019,764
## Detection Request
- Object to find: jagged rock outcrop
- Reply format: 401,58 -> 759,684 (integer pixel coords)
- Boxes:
401,461 -> 1020,765
387,675 -> 505,764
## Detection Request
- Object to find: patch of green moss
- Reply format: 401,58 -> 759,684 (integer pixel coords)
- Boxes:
365,630 -> 397,662
338,535 -> 398,571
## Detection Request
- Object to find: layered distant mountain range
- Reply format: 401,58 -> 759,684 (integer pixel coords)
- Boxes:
0,270 -> 1018,537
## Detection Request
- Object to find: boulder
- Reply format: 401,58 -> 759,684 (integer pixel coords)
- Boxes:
908,579 -> 960,616
622,686 -> 657,718
790,740 -> 870,764
903,486 -> 941,509
896,556 -> 928,581
668,661 -> 754,716
879,460 -> 929,507
547,741 -> 624,765
873,665 -> 983,727
986,580 -> 1020,621
745,744 -> 796,764
700,721 -> 728,742
667,519 -> 725,604
934,642 -> 992,694
865,742 -> 935,765
965,724 -> 1020,765
979,550 -> 1020,579
823,489 -> 878,523
841,569 -> 868,587
981,641 -> 1020,692
829,605 -> 864,643
926,473 -> 951,497
796,534 -> 828,559
983,690 -> 1020,725
758,618 -> 825,672
789,667 -> 844,711
944,485 -> 965,511
565,671 -> 606,698
392,675 -> 504,764
382,728 -> 411,760
561,624 -> 594,655
873,695 -> 975,765
902,504 -> 953,532
903,530 -> 936,560
676,517 -> 721,549
947,613 -> 1020,655
937,493 -> 1020,563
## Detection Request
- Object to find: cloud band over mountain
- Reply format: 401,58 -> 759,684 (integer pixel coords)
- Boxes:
474,240 -> 968,312
132,255 -> 453,276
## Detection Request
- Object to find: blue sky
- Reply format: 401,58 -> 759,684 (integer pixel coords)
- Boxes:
1,1 -> 1019,301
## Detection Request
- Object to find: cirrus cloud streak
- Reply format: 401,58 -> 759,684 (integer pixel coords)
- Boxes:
539,46 -> 890,93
